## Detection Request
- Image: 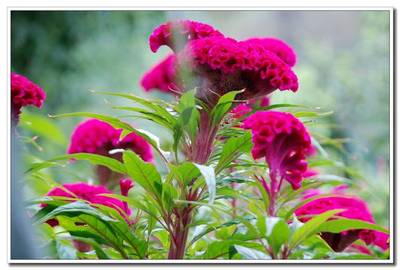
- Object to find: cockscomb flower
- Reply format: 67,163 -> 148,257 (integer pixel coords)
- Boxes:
11,72 -> 46,122
146,20 -> 298,107
149,20 -> 224,53
68,119 -> 153,162
295,190 -> 389,252
244,38 -> 297,67
179,36 -> 298,105
43,182 -> 131,226
140,54 -> 181,93
243,111 -> 313,190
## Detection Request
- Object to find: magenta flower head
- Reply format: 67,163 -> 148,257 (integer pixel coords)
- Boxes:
43,182 -> 131,226
243,38 -> 297,67
140,54 -> 181,93
243,111 -> 313,190
295,193 -> 389,252
68,119 -> 153,162
119,178 -> 134,197
11,72 -> 46,123
144,20 -> 298,107
149,20 -> 224,53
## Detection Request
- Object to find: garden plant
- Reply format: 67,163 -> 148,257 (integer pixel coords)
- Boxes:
11,20 -> 390,260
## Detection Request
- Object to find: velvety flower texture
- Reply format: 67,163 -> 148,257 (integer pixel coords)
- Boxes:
141,54 -> 181,93
243,111 -> 313,189
149,20 -> 224,53
11,73 -> 46,122
44,182 -> 131,225
145,20 -> 298,106
295,190 -> 389,252
68,119 -> 153,162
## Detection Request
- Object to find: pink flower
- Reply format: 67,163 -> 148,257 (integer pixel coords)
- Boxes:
68,119 -> 153,162
243,111 -> 313,189
230,96 -> 271,119
149,20 -> 224,53
146,20 -> 298,106
140,54 -> 182,93
295,194 -> 389,252
119,178 -> 134,197
180,37 -> 298,104
250,96 -> 271,107
11,72 -> 46,122
244,38 -> 297,67
43,182 -> 131,225
231,104 -> 253,119
345,244 -> 372,255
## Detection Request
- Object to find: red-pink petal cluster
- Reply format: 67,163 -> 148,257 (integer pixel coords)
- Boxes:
143,20 -> 298,105
243,111 -> 312,189
140,54 -> 181,93
295,193 -> 389,252
44,182 -> 131,224
149,20 -> 224,53
231,96 -> 270,119
231,104 -> 253,119
11,72 -> 46,121
68,119 -> 153,162
181,37 -> 298,101
244,38 -> 296,67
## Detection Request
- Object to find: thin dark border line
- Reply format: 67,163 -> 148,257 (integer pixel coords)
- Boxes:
6,8 -> 396,265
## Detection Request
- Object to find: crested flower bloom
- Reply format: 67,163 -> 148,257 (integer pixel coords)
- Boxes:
11,72 -> 46,122
68,119 -> 153,162
243,38 -> 296,67
144,20 -> 298,107
149,20 -> 224,53
140,54 -> 181,93
295,187 -> 389,252
68,119 -> 153,185
43,182 -> 131,226
243,111 -> 313,190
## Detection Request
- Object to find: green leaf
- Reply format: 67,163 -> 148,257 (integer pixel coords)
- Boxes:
51,112 -> 134,131
173,89 -> 199,154
328,252 -> 376,260
50,112 -> 165,161
293,111 -> 333,118
20,111 -> 67,145
211,90 -> 243,125
194,164 -> 216,204
284,194 -> 345,220
215,131 -> 252,173
288,209 -> 344,249
34,201 -> 117,225
113,106 -> 175,130
317,218 -> 389,234
95,91 -> 175,121
78,214 -> 128,259
169,162 -> 201,186
123,151 -> 162,197
26,153 -> 126,174
261,103 -> 308,110
234,245 -> 270,260
266,218 -> 290,255
108,221 -> 147,258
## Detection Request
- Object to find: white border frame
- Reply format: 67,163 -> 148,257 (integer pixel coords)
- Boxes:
6,7 -> 394,265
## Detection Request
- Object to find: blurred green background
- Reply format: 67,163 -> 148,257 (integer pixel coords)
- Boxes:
11,10 -> 390,226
